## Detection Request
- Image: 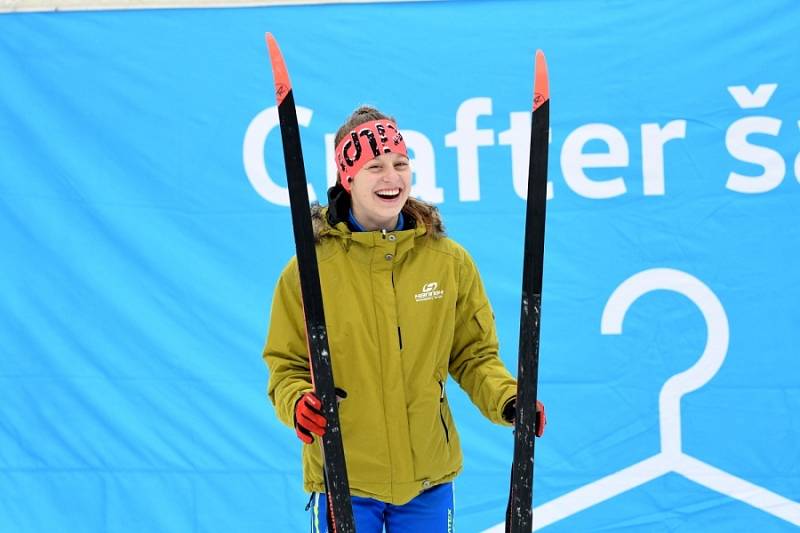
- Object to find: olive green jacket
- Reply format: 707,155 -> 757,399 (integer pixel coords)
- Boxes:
263,204 -> 517,505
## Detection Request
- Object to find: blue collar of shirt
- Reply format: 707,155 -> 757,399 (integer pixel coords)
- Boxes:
348,210 -> 404,232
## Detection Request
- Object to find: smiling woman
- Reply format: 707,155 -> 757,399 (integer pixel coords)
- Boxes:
333,107 -> 413,231
331,106 -> 446,236
261,104 -> 546,532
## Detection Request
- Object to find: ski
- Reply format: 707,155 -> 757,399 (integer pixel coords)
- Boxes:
506,49 -> 550,533
264,33 -> 356,533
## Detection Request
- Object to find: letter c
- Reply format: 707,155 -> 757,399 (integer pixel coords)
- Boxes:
243,105 -> 317,206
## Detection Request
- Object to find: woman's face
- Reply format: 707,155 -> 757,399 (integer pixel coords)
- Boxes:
349,152 -> 412,231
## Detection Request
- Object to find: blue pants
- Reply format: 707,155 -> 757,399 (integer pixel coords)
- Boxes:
310,482 -> 454,533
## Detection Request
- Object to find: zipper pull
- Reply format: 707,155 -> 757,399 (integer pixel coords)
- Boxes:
381,228 -> 388,239
439,380 -> 445,402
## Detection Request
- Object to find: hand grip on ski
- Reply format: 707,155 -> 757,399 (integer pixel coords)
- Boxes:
294,389 -> 348,444
504,398 -> 547,438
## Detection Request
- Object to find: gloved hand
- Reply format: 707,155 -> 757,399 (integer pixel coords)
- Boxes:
294,391 -> 326,444
502,397 -> 547,438
535,400 -> 547,438
293,388 -> 348,444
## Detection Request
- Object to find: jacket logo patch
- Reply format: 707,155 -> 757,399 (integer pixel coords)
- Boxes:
415,282 -> 444,302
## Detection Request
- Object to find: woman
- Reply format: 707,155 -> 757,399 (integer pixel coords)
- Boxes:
263,106 -> 546,532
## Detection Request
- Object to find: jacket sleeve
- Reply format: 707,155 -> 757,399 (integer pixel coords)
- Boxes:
262,259 -> 313,429
448,249 -> 518,426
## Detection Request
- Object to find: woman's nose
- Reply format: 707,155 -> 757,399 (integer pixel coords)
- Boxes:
383,166 -> 400,181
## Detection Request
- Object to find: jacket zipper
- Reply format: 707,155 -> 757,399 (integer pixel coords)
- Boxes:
438,380 -> 450,443
391,272 -> 403,350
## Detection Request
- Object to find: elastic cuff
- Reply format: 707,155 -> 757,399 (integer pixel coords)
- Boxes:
501,396 -> 517,424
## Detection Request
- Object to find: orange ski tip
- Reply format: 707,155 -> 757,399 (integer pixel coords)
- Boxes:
265,32 -> 291,105
533,49 -> 550,111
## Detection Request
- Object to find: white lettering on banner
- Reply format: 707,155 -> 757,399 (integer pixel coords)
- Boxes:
725,117 -> 784,193
444,97 -> 495,202
725,84 -> 787,194
727,84 -> 778,109
641,121 -> 687,196
243,105 -> 317,206
483,268 -> 800,532
561,124 -> 629,199
324,133 -> 337,188
243,86 -> 798,206
498,111 -> 554,200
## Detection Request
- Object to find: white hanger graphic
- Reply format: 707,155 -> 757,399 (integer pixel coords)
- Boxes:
485,268 -> 800,531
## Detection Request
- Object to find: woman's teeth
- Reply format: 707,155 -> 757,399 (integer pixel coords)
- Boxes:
376,189 -> 401,199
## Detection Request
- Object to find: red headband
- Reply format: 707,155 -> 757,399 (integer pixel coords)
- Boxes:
335,119 -> 408,192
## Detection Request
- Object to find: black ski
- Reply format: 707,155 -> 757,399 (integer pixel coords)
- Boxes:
265,33 -> 355,533
506,49 -> 550,533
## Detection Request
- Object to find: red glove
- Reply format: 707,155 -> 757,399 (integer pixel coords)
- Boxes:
294,391 -> 326,444
293,388 -> 347,444
503,398 -> 547,438
535,400 -> 547,438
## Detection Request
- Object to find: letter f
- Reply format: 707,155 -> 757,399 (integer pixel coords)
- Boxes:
445,97 -> 495,201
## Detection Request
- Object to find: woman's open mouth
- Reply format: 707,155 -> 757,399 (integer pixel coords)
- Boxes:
375,188 -> 402,201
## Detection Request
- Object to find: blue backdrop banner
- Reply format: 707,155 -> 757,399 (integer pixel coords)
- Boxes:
1,1 -> 799,531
